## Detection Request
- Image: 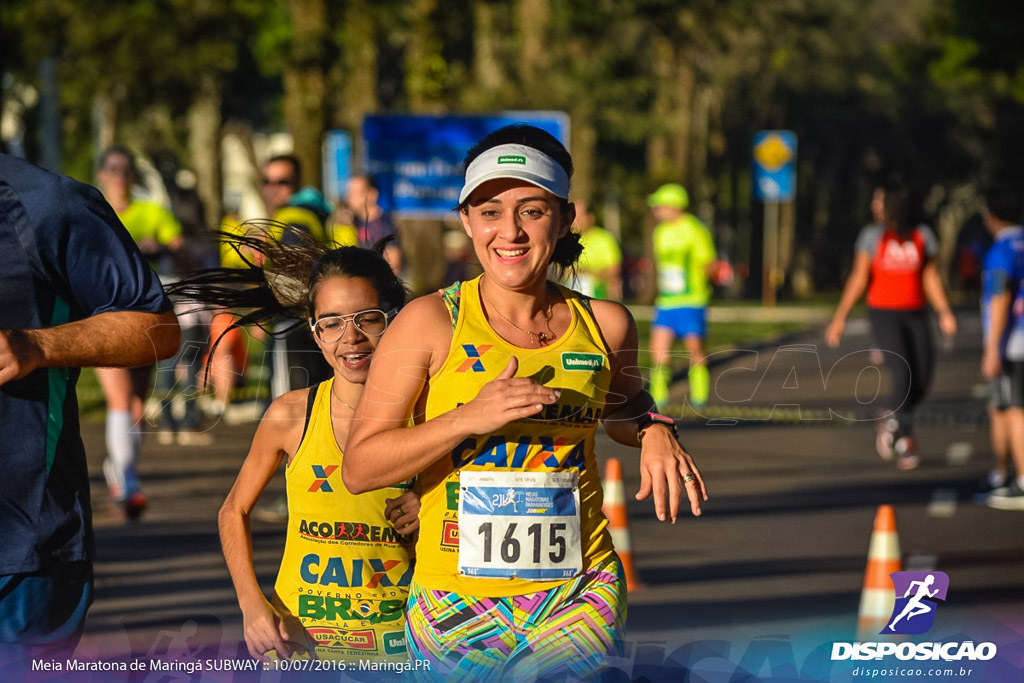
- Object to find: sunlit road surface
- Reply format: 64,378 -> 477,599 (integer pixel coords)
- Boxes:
75,310 -> 1022,677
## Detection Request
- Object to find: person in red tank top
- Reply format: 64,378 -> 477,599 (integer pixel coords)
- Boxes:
826,186 -> 957,470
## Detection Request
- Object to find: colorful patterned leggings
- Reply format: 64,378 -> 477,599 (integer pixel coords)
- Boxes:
406,554 -> 625,681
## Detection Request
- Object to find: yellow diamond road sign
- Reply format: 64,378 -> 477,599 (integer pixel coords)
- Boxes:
754,133 -> 794,172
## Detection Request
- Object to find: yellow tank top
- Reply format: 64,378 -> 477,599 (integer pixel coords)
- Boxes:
415,276 -> 615,597
272,206 -> 328,243
274,378 -> 414,660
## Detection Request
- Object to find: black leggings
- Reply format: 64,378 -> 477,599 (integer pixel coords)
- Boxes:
869,307 -> 934,437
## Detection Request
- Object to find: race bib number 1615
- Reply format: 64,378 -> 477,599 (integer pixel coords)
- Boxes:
458,470 -> 583,581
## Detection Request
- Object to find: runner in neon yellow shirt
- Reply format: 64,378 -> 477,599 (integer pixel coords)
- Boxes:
575,200 -> 623,300
94,146 -> 184,517
648,183 -> 717,408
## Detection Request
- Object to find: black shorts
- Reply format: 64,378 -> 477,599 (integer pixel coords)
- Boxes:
990,360 -> 1024,410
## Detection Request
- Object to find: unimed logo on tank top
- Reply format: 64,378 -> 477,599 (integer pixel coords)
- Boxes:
881,239 -> 921,271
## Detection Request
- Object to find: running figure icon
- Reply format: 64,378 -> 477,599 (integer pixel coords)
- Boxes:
888,574 -> 939,631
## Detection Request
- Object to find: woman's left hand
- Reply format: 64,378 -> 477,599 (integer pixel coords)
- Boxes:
385,492 -> 421,535
635,425 -> 707,522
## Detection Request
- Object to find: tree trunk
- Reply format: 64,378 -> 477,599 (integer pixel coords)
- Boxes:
641,34 -> 677,305
670,55 -> 695,186
517,0 -> 549,102
470,0 -> 505,107
284,0 -> 327,188
646,35 -> 674,184
570,102 -> 597,204
94,92 -> 117,156
936,183 -> 980,285
688,85 -> 712,209
338,0 -> 378,163
187,73 -> 222,231
404,0 -> 444,112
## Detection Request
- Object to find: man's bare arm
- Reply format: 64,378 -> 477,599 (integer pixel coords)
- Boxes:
0,310 -> 181,386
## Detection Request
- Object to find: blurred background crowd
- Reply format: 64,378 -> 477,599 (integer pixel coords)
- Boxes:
4,0 -> 1023,302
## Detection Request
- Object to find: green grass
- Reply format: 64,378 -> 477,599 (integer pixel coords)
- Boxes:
634,319 -> 808,369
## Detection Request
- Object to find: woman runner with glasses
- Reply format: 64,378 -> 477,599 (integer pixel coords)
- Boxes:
310,308 -> 395,344
343,126 -> 707,680
168,227 -> 418,663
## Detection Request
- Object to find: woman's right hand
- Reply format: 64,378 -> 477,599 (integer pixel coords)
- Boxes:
825,318 -> 845,348
455,357 -> 560,435
241,596 -> 300,661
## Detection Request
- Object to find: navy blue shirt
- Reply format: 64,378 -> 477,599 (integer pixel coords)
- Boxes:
0,154 -> 171,574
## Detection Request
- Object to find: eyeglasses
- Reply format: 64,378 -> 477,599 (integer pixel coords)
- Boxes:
309,308 -> 396,344
263,177 -> 295,187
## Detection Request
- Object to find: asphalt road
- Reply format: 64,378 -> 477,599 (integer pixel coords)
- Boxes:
73,309 -> 1023,680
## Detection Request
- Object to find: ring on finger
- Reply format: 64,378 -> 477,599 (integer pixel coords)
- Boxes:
683,473 -> 697,484
397,505 -> 405,516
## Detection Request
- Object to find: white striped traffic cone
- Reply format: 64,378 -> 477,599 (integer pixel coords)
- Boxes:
857,504 -> 902,639
602,457 -> 643,592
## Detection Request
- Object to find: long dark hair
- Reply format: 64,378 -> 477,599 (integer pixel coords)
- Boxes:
882,186 -> 914,237
165,221 -> 408,379
458,125 -> 583,273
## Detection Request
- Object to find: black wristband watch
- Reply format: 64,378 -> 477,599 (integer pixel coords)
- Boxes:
636,411 -> 678,442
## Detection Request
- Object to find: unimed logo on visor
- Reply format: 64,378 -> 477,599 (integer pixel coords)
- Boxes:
884,571 -> 949,635
497,155 -> 526,165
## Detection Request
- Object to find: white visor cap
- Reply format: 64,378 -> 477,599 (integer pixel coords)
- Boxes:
458,143 -> 570,204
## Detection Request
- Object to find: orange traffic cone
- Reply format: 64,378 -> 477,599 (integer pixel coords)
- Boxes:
602,457 -> 643,592
857,504 -> 902,639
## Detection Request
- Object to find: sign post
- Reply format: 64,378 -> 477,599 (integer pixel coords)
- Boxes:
753,130 -> 797,307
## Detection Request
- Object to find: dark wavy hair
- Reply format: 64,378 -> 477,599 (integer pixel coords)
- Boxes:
457,124 -> 583,273
165,221 -> 408,379
882,186 -> 915,237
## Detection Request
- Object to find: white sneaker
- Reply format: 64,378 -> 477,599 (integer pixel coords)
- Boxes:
875,419 -> 898,461
987,482 -> 1024,510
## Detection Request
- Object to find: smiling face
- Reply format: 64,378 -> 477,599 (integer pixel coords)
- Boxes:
310,276 -> 384,385
459,178 -> 574,291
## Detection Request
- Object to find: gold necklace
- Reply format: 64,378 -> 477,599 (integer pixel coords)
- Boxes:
481,276 -> 555,346
331,386 -> 358,414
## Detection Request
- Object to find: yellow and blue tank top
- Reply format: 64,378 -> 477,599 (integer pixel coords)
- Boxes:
274,378 -> 414,660
415,276 -> 615,597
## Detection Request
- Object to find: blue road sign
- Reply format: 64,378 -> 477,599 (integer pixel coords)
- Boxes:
322,130 -> 352,206
753,130 -> 797,202
361,112 -> 570,217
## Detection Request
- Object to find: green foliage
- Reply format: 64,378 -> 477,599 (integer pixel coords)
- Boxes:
5,0 -> 1024,294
